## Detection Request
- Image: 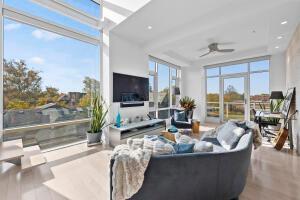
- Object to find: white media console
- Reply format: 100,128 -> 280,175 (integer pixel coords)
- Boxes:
109,119 -> 166,147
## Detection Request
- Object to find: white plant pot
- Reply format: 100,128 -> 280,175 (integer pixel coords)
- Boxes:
86,131 -> 102,144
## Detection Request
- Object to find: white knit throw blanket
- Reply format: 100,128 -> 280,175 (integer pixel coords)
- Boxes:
111,144 -> 152,200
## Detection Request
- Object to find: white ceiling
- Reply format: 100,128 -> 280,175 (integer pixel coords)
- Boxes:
111,0 -> 300,67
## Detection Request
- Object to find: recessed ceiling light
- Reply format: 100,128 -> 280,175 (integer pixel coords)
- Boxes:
281,20 -> 288,25
275,46 -> 279,49
277,36 -> 283,39
147,26 -> 152,30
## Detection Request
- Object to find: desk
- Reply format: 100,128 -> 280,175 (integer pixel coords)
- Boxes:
255,111 -> 294,149
255,111 -> 284,119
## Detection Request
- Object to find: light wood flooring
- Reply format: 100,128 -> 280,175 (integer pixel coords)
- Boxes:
1,123 -> 300,200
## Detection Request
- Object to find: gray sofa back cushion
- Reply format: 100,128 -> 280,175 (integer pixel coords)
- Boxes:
217,121 -> 245,150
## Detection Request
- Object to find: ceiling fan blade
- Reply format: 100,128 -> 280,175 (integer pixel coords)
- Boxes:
197,46 -> 209,52
199,51 -> 212,57
217,49 -> 234,53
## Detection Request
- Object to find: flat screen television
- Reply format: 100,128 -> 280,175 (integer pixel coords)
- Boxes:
113,73 -> 149,102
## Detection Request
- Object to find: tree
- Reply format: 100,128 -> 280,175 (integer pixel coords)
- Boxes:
3,59 -> 42,109
79,77 -> 100,108
37,87 -> 60,106
224,85 -> 243,102
83,76 -> 100,96
78,94 -> 91,108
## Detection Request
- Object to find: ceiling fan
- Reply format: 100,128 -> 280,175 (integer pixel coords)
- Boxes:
199,43 -> 234,57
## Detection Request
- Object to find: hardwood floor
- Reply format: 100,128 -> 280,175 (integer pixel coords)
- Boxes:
1,123 -> 300,200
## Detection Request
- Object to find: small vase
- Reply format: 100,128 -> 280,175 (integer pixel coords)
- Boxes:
116,112 -> 121,128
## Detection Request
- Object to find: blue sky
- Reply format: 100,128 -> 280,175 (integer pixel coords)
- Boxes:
4,1 -> 100,93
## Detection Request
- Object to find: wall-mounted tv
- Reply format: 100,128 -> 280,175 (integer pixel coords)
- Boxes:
113,73 -> 149,102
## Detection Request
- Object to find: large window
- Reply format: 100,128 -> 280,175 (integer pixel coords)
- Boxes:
206,57 -> 270,121
1,0 -> 102,149
148,59 -> 180,119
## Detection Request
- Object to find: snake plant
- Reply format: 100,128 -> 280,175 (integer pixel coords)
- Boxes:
89,95 -> 109,133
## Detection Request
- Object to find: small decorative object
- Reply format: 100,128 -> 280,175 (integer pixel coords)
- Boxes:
168,126 -> 178,133
116,108 -> 121,128
86,96 -> 109,144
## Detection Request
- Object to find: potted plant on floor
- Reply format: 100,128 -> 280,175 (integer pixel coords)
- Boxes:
179,96 -> 196,118
86,95 -> 109,144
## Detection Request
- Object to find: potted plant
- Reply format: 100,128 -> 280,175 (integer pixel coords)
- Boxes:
86,95 -> 109,144
179,96 -> 196,118
259,98 -> 284,131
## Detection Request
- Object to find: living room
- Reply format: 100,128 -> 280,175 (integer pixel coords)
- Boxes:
1,0 -> 300,200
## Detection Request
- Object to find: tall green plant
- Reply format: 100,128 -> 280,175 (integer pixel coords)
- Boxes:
89,96 -> 109,133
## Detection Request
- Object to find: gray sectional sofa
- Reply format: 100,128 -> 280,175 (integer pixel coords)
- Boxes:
110,129 -> 253,200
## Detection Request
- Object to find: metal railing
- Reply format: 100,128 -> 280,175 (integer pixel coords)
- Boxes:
207,101 -> 270,118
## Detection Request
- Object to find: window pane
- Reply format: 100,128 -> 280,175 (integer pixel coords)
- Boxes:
223,77 -> 245,121
62,0 -> 101,17
158,64 -> 170,108
250,60 -> 269,72
4,122 -> 89,149
172,79 -> 176,106
250,72 -> 270,111
206,77 -> 219,118
171,68 -> 177,78
4,0 -> 99,37
148,111 -> 156,119
149,75 -> 155,107
206,67 -> 219,76
3,18 -> 100,130
149,61 -> 155,71
158,109 -> 170,119
221,63 -> 247,75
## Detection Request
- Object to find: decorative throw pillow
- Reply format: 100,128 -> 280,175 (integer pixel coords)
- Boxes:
143,135 -> 158,152
173,143 -> 195,154
177,134 -> 192,144
216,121 -> 245,150
233,121 -> 249,131
153,140 -> 175,155
193,141 -> 213,152
174,110 -> 188,122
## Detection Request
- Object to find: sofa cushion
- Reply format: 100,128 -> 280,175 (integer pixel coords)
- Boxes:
234,121 -> 249,131
193,141 -> 213,152
173,143 -> 195,154
212,144 -> 228,152
153,140 -> 175,155
174,110 -> 188,122
216,122 -> 245,150
201,137 -> 227,152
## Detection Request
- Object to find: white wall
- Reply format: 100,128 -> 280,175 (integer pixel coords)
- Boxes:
270,53 -> 286,92
102,0 -> 150,144
286,24 -> 300,154
181,66 -> 206,122
181,54 -> 287,123
109,33 -> 149,122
